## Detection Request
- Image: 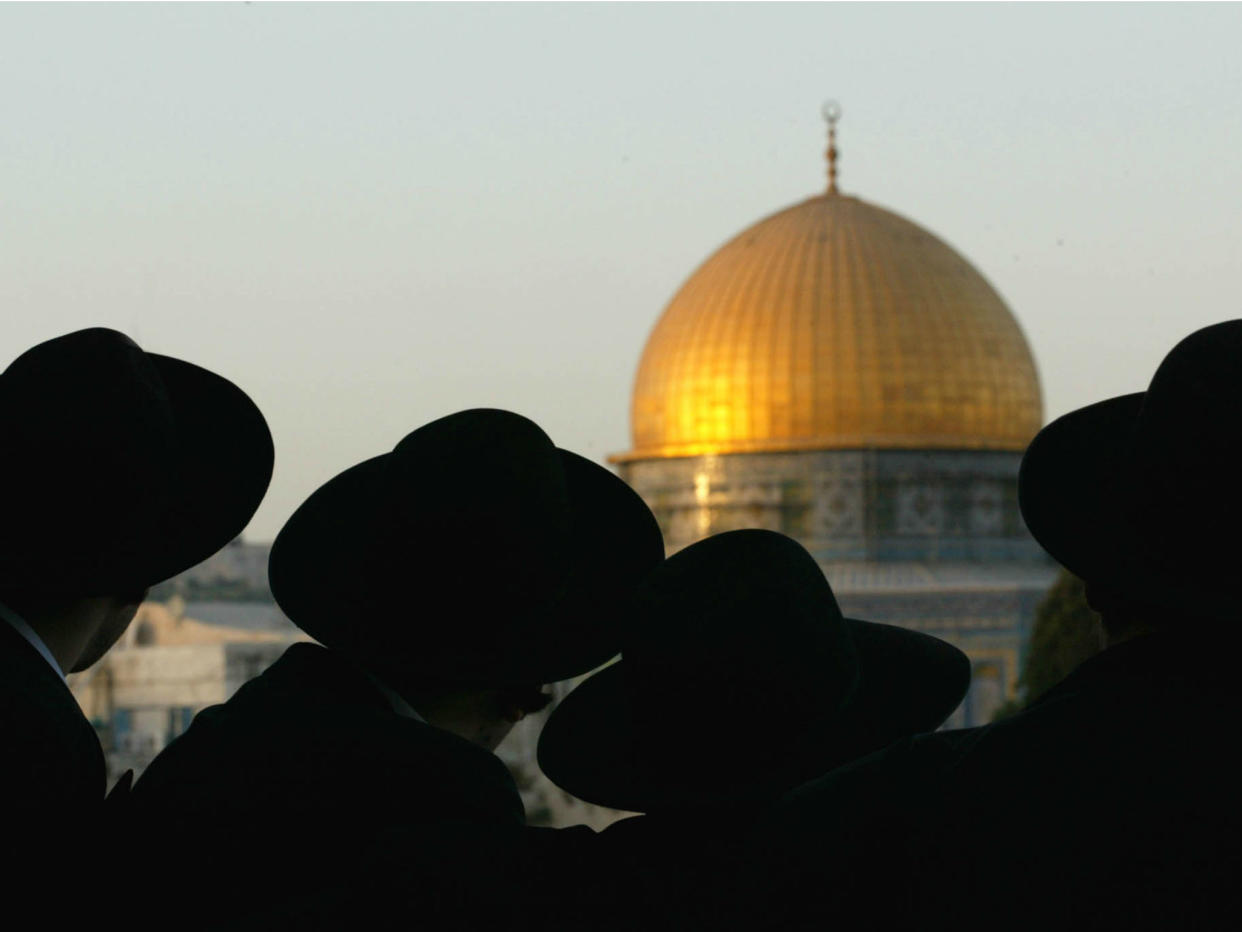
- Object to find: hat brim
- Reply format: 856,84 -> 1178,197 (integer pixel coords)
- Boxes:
270,449 -> 660,685
1018,393 -> 1143,585
267,454 -> 387,658
126,354 -> 274,589
536,618 -> 970,813
841,618 -> 972,749
533,450 -> 665,683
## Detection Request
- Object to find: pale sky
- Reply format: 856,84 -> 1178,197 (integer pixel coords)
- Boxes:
3,3 -> 1241,541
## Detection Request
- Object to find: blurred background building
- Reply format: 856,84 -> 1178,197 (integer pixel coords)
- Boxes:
69,561 -> 302,783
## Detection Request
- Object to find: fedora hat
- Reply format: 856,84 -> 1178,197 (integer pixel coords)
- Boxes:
1019,320 -> 1242,617
268,409 -> 664,686
536,529 -> 970,813
0,328 -> 274,595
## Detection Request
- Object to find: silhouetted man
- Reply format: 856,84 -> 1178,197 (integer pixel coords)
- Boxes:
536,529 -> 970,930
128,409 -> 664,929
0,329 -> 273,897
756,321 -> 1242,930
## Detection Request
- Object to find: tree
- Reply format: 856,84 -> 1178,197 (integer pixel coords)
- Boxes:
993,569 -> 1101,720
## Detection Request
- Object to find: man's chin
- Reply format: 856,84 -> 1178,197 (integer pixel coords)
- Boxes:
70,641 -> 113,673
72,597 -> 145,671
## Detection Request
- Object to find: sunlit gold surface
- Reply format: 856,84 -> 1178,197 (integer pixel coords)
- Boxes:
617,194 -> 1042,461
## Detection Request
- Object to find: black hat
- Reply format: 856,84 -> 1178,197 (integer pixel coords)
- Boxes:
536,529 -> 970,813
1019,320 -> 1242,617
268,409 -> 665,686
0,328 -> 274,595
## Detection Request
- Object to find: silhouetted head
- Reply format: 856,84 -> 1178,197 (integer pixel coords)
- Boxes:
0,328 -> 273,671
1020,320 -> 1242,638
538,529 -> 970,813
268,409 -> 665,738
0,588 -> 149,674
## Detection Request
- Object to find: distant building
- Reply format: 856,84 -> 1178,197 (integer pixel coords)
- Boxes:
151,537 -> 273,601
70,599 -> 302,782
612,115 -> 1056,726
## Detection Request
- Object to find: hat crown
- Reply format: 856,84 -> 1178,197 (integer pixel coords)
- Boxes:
1132,321 -> 1242,494
1019,319 -> 1242,613
1125,322 -> 1242,563
624,530 -> 859,766
1,327 -> 179,478
0,329 -> 179,588
369,409 -> 572,613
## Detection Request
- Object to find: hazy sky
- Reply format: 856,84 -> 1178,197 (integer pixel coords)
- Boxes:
4,3 -> 1241,541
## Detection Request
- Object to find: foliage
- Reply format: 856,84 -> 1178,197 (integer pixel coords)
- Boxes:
992,568 -> 1101,721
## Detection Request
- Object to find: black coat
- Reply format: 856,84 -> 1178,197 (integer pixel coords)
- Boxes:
756,634 -> 1242,930
0,618 -> 105,820
551,801 -> 772,931
129,643 -> 579,930
0,618 -> 112,911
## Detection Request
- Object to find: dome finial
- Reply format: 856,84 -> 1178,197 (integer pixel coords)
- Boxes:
821,100 -> 842,195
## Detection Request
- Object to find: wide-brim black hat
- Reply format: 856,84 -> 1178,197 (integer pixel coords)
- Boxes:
0,328 -> 274,594
537,529 -> 969,813
269,409 -> 664,685
1019,320 -> 1242,616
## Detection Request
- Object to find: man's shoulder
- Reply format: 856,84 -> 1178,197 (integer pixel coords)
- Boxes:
183,643 -> 506,767
0,620 -> 105,815
147,642 -> 400,749
0,615 -> 62,692
134,643 -> 521,823
0,620 -> 96,740
950,637 -> 1234,779
785,728 -> 973,805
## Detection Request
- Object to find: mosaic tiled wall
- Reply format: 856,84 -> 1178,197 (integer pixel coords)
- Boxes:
618,449 -> 1044,562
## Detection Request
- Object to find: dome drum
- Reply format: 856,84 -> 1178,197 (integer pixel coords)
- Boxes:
617,448 -> 1044,563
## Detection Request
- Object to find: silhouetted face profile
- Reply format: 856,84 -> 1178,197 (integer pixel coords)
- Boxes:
0,327 -> 274,678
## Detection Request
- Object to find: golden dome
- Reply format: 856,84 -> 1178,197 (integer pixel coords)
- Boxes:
617,192 -> 1042,461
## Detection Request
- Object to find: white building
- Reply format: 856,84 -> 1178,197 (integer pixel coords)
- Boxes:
70,599 -> 303,782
